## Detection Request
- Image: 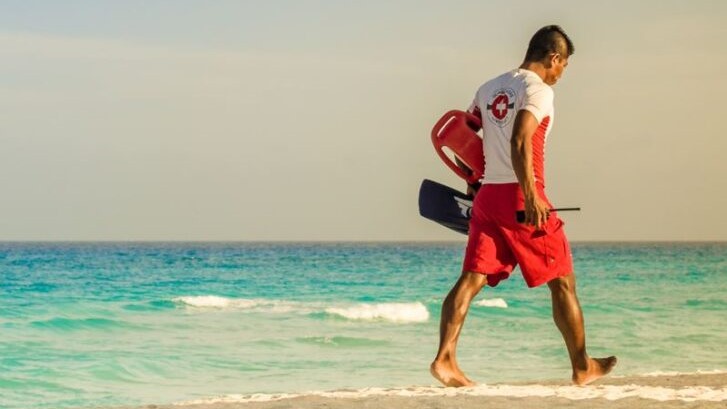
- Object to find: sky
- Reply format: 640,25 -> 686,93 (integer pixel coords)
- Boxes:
0,0 -> 725,241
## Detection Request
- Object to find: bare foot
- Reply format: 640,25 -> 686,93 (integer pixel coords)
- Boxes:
430,360 -> 476,387
573,356 -> 618,386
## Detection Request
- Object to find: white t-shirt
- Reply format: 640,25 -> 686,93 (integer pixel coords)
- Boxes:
469,69 -> 554,185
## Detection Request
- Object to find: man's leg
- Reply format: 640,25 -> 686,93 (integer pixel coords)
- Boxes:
548,274 -> 617,385
430,271 -> 488,387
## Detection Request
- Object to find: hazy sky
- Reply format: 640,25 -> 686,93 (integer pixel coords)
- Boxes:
1,0 -> 725,241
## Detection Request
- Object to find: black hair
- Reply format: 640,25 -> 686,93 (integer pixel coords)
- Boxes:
524,25 -> 574,62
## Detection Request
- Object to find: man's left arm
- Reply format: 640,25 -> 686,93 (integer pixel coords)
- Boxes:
459,102 -> 482,196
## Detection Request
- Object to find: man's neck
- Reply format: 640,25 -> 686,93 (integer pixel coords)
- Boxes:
519,61 -> 547,83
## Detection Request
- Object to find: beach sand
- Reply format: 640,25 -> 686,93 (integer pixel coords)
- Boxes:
124,372 -> 726,409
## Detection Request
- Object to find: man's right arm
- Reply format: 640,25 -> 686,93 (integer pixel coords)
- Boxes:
510,110 -> 549,229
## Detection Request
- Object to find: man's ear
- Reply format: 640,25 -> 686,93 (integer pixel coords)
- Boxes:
546,53 -> 559,68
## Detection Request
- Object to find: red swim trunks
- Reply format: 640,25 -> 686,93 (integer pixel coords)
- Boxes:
462,183 -> 573,287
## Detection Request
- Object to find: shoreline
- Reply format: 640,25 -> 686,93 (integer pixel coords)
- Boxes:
116,372 -> 727,409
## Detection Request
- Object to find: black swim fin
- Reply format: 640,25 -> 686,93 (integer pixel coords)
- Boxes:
418,179 -> 472,235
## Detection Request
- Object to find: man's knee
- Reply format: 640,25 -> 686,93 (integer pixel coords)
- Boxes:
459,271 -> 488,292
547,273 -> 576,294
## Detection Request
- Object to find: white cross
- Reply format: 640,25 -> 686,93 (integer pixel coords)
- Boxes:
496,101 -> 507,116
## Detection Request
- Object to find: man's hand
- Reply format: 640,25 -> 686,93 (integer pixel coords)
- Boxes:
524,195 -> 550,229
466,183 -> 480,197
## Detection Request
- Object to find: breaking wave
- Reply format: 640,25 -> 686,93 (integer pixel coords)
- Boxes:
171,296 -> 429,323
324,302 -> 429,323
474,298 -> 508,308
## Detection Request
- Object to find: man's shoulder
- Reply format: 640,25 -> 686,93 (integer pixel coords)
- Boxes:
474,71 -> 514,101
481,70 -> 517,89
518,70 -> 552,94
478,69 -> 544,95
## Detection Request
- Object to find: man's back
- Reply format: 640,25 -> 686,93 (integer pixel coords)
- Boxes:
471,69 -> 554,186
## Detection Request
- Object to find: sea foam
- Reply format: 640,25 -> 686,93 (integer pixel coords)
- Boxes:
324,302 -> 430,323
474,298 -> 508,308
173,296 -> 264,309
175,383 -> 727,405
172,296 -> 300,313
172,296 -> 430,323
637,369 -> 727,377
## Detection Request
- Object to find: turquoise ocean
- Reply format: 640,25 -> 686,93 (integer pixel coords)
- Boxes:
1,242 -> 725,409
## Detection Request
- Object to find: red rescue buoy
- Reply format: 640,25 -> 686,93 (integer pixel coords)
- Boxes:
431,110 -> 484,184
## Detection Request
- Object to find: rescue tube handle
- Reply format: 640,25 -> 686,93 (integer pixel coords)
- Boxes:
431,110 -> 483,184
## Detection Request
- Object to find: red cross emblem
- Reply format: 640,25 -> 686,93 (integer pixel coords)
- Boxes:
486,88 -> 516,127
489,94 -> 511,120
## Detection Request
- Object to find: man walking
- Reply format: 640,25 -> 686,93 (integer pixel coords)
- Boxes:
430,25 -> 617,387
